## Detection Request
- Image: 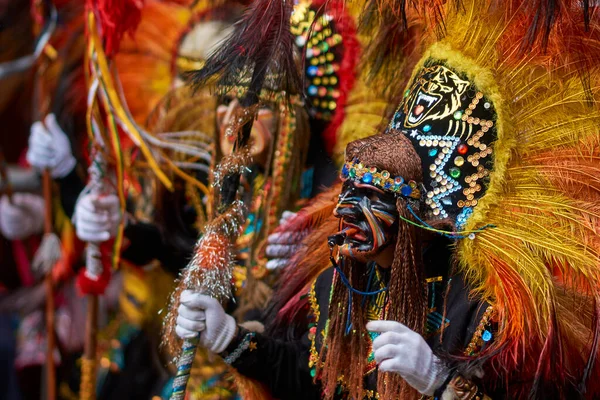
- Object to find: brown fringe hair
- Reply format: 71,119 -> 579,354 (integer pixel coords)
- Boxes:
316,132 -> 428,399
316,201 -> 427,400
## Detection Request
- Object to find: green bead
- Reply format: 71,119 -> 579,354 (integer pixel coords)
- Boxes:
310,368 -> 316,377
349,168 -> 356,178
404,89 -> 410,98
449,167 -> 461,178
453,110 -> 463,120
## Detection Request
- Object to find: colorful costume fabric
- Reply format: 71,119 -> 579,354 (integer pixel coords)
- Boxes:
211,1 -> 600,399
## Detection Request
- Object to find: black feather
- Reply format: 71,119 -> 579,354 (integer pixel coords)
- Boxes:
186,0 -> 302,103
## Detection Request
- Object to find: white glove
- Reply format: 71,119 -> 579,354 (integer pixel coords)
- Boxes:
176,290 -> 237,354
367,320 -> 449,396
280,210 -> 296,224
73,193 -> 121,242
265,211 -> 302,270
26,114 -> 76,178
0,193 -> 45,240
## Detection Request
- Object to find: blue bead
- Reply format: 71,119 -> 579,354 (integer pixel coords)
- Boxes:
482,330 -> 492,342
384,182 -> 392,189
308,85 -> 318,96
429,149 -> 438,157
362,172 -> 373,184
401,185 -> 413,197
342,164 -> 349,177
423,125 -> 431,132
307,66 -> 319,76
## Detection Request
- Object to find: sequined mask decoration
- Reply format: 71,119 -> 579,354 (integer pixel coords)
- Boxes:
341,159 -> 421,199
390,61 -> 497,228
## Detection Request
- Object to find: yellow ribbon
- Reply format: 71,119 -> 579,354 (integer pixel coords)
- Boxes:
87,11 -> 173,190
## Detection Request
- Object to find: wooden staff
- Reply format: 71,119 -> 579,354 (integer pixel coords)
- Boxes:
33,53 -> 60,400
0,147 -> 13,202
43,169 -> 56,400
80,295 -> 98,400
28,4 -> 61,396
78,146 -> 106,400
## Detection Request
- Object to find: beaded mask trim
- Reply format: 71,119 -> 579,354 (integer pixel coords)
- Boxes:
341,159 -> 422,199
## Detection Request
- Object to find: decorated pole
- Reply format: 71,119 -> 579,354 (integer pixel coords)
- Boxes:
81,293 -> 99,400
77,144 -> 107,400
79,1 -> 181,396
167,202 -> 246,399
165,1 -> 301,398
41,169 -> 57,400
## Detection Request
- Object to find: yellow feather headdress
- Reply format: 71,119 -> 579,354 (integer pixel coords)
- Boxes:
384,0 -> 600,396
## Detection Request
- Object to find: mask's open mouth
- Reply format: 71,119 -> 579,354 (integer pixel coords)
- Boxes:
342,222 -> 368,244
329,213 -> 373,253
332,182 -> 398,256
407,90 -> 441,125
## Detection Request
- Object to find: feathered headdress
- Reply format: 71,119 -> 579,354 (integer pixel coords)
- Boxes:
265,0 -> 600,398
115,0 -> 239,126
381,0 -> 600,396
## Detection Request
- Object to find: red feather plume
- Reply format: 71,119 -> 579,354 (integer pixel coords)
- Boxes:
86,0 -> 145,57
264,183 -> 341,337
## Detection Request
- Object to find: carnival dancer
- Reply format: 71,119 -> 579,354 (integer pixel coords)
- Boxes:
173,1 -> 600,399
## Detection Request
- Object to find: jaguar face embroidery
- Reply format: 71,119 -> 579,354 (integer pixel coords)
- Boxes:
403,65 -> 470,129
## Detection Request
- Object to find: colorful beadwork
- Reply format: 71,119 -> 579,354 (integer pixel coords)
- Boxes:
464,306 -> 495,356
456,207 -> 474,231
291,1 -> 344,121
341,159 -> 421,199
307,280 -> 322,376
391,62 -> 497,224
